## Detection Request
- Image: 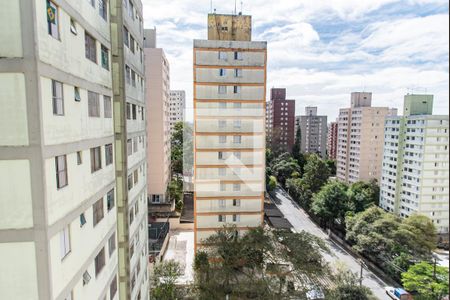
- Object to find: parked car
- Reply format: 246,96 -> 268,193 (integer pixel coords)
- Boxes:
385,286 -> 413,300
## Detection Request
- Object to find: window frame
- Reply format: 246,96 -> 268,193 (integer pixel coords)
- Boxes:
59,225 -> 71,260
90,146 -> 102,173
104,95 -> 112,118
85,32 -> 97,63
88,91 -> 100,117
101,45 -> 109,70
52,80 -> 64,116
47,0 -> 60,39
55,155 -> 68,189
105,143 -> 113,166
93,198 -> 104,226
94,247 -> 106,277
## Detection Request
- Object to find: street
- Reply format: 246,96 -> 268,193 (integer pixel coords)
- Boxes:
271,187 -> 391,299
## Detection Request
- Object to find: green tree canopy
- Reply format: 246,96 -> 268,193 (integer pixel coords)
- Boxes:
302,154 -> 331,193
327,268 -> 375,300
402,261 -> 449,299
347,180 -> 380,213
286,177 -> 313,211
311,180 -> 349,227
151,260 -> 184,300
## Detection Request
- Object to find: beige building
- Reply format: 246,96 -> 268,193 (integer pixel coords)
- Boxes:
145,29 -> 171,205
337,92 -> 397,183
0,1 -> 148,300
193,13 -> 267,250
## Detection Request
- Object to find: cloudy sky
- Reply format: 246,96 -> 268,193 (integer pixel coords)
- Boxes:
143,0 -> 449,122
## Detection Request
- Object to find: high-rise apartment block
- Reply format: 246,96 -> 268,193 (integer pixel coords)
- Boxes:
193,13 -> 267,250
327,121 -> 338,160
379,95 -> 449,233
144,29 -> 171,205
266,88 -> 296,153
337,92 -> 397,183
0,1 -> 148,299
297,107 -> 327,157
169,90 -> 186,134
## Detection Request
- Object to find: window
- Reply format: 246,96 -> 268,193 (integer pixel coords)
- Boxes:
55,155 -> 68,189
104,96 -> 112,118
233,183 -> 240,191
88,0 -> 95,7
129,208 -> 134,224
219,168 -> 226,176
234,152 -> 241,159
108,233 -> 116,256
219,120 -> 227,128
47,0 -> 59,39
90,146 -> 102,172
94,248 -> 106,276
128,174 -> 133,190
234,69 -> 242,77
70,18 -> 77,35
133,138 -> 138,153
52,80 -> 64,115
88,91 -> 100,117
99,0 -> 107,20
83,271 -> 91,286
233,135 -> 242,144
93,198 -> 104,226
234,52 -> 243,60
219,136 -> 227,144
130,36 -> 135,53
218,152 -> 224,160
110,276 -> 118,300
101,45 -> 109,70
234,120 -> 241,128
133,169 -> 138,184
97,145 -> 110,170
85,32 -> 97,63
219,69 -> 226,77
74,87 -> 81,102
126,102 -> 131,119
233,86 -> 241,94
218,51 -> 227,60
220,183 -> 226,191
218,85 -> 227,94
218,215 -> 226,222
77,151 -> 82,165
219,199 -> 226,208
128,1 -> 135,19
59,226 -> 71,259
107,189 -> 115,211
219,102 -> 227,109
233,214 -> 240,222
127,139 -> 132,156
131,70 -> 136,87
233,199 -> 241,207
123,27 -> 130,48
132,104 -> 137,119
233,102 -> 242,109
80,213 -> 87,227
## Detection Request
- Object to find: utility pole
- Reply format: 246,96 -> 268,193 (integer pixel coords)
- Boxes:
359,259 -> 364,287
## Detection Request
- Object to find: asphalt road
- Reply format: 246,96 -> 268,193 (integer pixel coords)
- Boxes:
271,187 -> 391,300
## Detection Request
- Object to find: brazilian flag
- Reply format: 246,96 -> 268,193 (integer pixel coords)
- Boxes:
47,2 -> 56,24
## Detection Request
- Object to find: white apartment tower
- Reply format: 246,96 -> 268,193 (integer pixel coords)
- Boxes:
380,95 -> 449,233
169,90 -> 186,134
297,107 -> 328,158
193,13 -> 267,250
337,92 -> 397,183
0,1 -> 148,299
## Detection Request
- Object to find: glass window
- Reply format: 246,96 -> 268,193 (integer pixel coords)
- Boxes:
219,120 -> 227,128
101,45 -> 109,70
218,51 -> 227,60
218,215 -> 226,222
52,80 -> 64,115
234,52 -> 243,60
55,155 -> 68,188
233,86 -> 241,94
85,32 -> 97,63
59,226 -> 70,259
234,120 -> 241,128
218,152 -> 224,160
80,213 -> 87,227
93,198 -> 104,226
77,151 -> 82,165
219,69 -> 226,77
108,233 -> 116,256
130,35 -> 135,53
123,26 -> 129,47
74,87 -> 81,102
233,135 -> 242,144
47,0 -> 59,39
105,144 -> 113,166
235,69 -> 242,77
107,189 -> 115,211
94,248 -> 105,276
99,0 -> 107,20
70,18 -> 77,35
110,276 -> 118,299
90,146 -> 102,173
88,91 -> 100,117
218,85 -> 227,94
219,136 -> 227,144
104,96 -> 112,118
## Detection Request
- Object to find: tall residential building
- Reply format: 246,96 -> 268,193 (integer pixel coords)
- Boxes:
144,29 -> 171,206
193,13 -> 267,250
0,1 -> 147,299
111,1 -> 149,299
169,90 -> 186,134
327,121 -> 338,160
379,95 -> 449,233
297,107 -> 328,157
266,88 -> 296,153
336,92 -> 397,184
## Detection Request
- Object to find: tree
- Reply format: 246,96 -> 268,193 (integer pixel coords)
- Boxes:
194,226 -> 331,299
325,159 -> 337,176
402,262 -> 449,299
171,122 -> 184,175
151,260 -> 183,300
271,153 -> 301,187
396,214 -> 437,259
167,176 -> 183,211
292,125 -> 301,160
347,180 -> 379,213
311,180 -> 349,228
327,268 -> 376,300
286,178 -> 313,210
302,154 -> 331,193
268,175 -> 278,191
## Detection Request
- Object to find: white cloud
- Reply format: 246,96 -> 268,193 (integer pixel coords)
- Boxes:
142,0 -> 449,123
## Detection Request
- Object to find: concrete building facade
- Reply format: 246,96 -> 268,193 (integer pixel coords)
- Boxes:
0,1 -> 148,299
169,90 -> 186,134
379,95 -> 449,233
336,92 -> 397,184
193,13 -> 267,249
297,107 -> 327,157
327,121 -> 338,160
144,29 -> 171,205
266,88 -> 296,153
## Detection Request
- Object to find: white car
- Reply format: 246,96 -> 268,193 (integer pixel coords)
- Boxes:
385,286 -> 397,299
